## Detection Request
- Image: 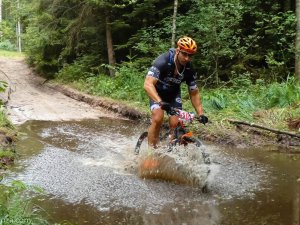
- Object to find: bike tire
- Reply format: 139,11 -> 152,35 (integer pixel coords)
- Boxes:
184,136 -> 211,165
134,131 -> 148,155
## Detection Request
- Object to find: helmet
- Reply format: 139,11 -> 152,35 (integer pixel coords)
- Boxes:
177,36 -> 197,54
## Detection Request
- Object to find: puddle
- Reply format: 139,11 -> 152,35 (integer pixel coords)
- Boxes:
3,119 -> 299,224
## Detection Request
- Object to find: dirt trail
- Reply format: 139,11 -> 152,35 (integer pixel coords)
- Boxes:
0,57 -> 124,125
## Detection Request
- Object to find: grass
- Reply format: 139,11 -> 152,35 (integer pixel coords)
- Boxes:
0,110 -> 14,129
55,60 -> 300,134
52,59 -> 300,148
0,181 -> 52,225
55,61 -> 150,111
0,150 -> 14,158
0,50 -> 25,58
197,76 -> 300,130
0,113 -> 54,224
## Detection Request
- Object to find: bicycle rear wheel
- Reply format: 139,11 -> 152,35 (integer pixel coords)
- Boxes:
134,131 -> 148,155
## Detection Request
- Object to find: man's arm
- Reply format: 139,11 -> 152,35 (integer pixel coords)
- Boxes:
189,89 -> 204,116
144,76 -> 162,103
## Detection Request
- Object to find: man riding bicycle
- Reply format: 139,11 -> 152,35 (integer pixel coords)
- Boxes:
144,36 -> 208,148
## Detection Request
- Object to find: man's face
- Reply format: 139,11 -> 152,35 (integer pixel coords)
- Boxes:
176,49 -> 194,66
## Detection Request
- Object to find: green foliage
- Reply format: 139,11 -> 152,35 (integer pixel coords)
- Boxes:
0,81 -> 8,93
177,0 -> 244,84
0,150 -> 14,158
3,0 -> 300,127
264,77 -> 300,107
131,26 -> 170,56
0,21 -> 16,45
65,60 -> 148,105
23,8 -> 63,77
206,92 -> 227,111
23,0 -> 109,77
0,40 -> 16,51
0,50 -> 24,58
18,0 -> 299,84
56,62 -> 92,83
0,109 -> 14,129
56,54 -> 109,82
0,81 -> 13,129
252,11 -> 296,81
112,61 -> 147,102
0,181 -> 49,225
202,76 -> 300,121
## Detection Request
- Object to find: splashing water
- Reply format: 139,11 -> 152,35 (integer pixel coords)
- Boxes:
137,143 -> 215,189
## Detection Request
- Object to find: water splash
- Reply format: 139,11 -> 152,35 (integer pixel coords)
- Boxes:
9,119 -> 271,219
136,144 -> 214,189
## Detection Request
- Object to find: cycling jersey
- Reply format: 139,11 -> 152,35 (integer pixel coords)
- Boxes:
146,48 -> 198,110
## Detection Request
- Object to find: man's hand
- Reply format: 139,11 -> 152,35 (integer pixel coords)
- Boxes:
199,115 -> 208,124
158,101 -> 178,115
159,101 -> 171,112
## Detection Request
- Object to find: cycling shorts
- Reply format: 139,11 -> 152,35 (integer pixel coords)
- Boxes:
149,92 -> 182,111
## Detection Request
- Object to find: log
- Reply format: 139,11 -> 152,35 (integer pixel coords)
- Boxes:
227,119 -> 300,139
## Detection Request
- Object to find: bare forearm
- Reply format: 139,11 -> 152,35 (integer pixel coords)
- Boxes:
190,90 -> 204,116
144,77 -> 161,103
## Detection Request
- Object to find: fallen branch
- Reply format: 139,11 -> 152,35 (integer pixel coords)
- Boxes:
227,119 -> 300,139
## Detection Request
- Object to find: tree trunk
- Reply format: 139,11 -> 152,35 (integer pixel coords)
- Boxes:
0,0 -> 2,40
213,26 -> 220,84
16,0 -> 21,52
284,0 -> 292,11
171,0 -> 178,48
227,119 -> 300,139
105,15 -> 116,77
296,0 -> 300,81
0,0 -> 2,22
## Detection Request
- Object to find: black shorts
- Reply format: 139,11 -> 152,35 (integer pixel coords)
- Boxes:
149,92 -> 182,111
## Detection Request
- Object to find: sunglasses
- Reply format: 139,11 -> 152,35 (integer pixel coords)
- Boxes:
179,51 -> 194,57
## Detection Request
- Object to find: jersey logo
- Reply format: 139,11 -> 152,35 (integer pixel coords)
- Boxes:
148,66 -> 160,79
176,97 -> 182,103
193,72 -> 197,79
165,77 -> 182,84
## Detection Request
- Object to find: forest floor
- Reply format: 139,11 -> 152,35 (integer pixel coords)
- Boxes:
0,56 -> 299,152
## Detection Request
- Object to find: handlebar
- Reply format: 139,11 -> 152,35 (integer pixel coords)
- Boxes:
167,107 -> 207,124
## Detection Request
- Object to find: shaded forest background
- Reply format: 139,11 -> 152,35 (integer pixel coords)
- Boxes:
1,0 -> 300,126
0,0 -> 296,82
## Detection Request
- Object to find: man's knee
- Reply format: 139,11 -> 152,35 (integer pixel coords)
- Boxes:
151,109 -> 164,126
169,115 -> 179,128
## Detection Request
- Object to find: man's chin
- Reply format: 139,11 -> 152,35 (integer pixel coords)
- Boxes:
180,62 -> 188,66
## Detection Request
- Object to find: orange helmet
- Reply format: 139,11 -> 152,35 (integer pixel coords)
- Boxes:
177,36 -> 197,54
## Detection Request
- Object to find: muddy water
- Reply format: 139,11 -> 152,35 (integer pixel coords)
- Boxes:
3,118 -> 300,225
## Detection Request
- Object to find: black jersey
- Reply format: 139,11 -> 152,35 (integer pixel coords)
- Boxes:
146,48 -> 198,101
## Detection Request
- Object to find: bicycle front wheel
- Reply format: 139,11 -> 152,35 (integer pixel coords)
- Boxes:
183,136 -> 211,165
134,131 -> 148,155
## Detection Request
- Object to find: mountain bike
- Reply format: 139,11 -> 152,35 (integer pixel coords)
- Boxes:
134,107 -> 211,165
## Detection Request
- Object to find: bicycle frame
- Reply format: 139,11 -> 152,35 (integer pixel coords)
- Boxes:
169,120 -> 196,147
135,108 -> 210,163
135,107 -> 211,192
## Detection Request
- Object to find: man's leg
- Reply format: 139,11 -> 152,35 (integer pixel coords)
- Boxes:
168,115 -> 179,141
148,108 -> 164,147
168,95 -> 181,140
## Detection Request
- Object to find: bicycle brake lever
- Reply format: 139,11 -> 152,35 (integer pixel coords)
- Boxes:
168,108 -> 178,116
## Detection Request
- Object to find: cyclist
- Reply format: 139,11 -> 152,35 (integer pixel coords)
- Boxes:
144,36 -> 208,148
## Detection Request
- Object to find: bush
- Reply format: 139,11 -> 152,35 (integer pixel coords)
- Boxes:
56,62 -> 92,82
202,75 -> 300,121
0,40 -> 16,51
264,77 -> 300,108
0,181 -> 49,225
81,62 -> 148,104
